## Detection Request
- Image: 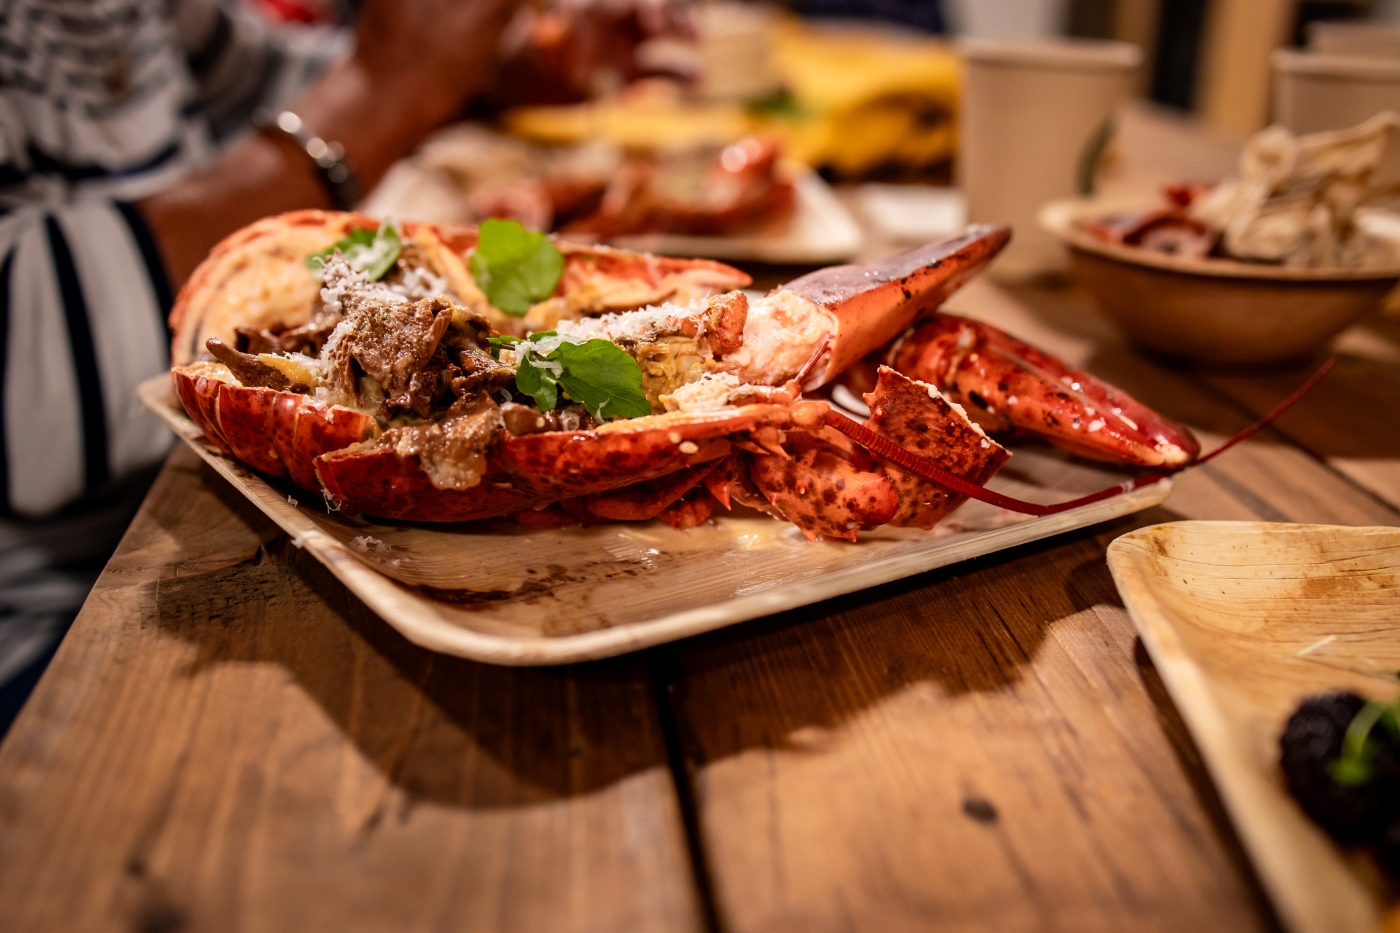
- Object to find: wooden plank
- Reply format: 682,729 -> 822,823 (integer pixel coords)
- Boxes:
0,446 -> 702,933
663,280 -> 1400,933
1199,319 -> 1400,514
663,520 -> 1276,933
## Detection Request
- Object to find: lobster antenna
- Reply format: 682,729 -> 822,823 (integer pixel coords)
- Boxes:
823,355 -> 1338,517
795,334 -> 831,388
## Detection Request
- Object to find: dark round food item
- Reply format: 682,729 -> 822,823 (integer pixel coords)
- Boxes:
1279,692 -> 1400,844
1376,818 -> 1400,877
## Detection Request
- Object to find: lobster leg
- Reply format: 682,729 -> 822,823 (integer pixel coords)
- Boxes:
888,313 -> 1200,468
656,488 -> 718,529
748,432 -> 900,542
584,461 -> 721,522
863,366 -> 1010,530
740,369 -> 1010,541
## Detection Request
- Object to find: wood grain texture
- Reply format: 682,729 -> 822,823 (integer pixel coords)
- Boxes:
0,446 -> 702,933
4,103 -> 1400,933
1200,320 -> 1400,514
1109,522 -> 1400,933
662,514 -> 1288,933
660,278 -> 1400,933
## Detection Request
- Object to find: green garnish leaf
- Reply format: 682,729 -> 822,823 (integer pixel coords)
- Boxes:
488,335 -> 523,359
307,223 -> 402,280
745,87 -> 808,120
515,350 -> 559,412
555,339 -> 652,420
507,333 -> 650,420
469,218 -> 564,317
1330,700 -> 1387,786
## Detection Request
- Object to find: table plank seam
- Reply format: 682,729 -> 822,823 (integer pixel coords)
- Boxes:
649,651 -> 726,933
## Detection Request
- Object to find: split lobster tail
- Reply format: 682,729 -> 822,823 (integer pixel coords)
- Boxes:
889,314 -> 1200,469
172,364 -> 375,488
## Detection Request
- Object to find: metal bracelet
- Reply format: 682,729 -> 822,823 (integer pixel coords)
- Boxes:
253,107 -> 362,211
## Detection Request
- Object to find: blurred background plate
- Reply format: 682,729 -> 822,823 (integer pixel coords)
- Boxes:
363,151 -> 864,264
608,163 -> 864,262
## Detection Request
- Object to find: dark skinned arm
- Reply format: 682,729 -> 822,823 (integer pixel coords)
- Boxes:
140,0 -> 518,289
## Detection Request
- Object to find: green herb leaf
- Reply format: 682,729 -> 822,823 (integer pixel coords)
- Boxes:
553,339 -> 652,420
1330,700 -> 1387,786
745,87 -> 808,120
469,218 -> 564,317
507,333 -> 650,420
307,223 -> 402,280
487,335 -> 523,359
514,351 -> 559,412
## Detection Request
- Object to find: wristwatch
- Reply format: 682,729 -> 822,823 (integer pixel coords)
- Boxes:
253,107 -> 362,211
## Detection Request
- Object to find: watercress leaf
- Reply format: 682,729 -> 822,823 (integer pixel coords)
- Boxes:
305,224 -> 402,280
488,335 -> 523,359
469,218 -> 564,317
355,223 -> 403,280
514,353 -> 559,412
306,227 -> 374,270
552,339 -> 651,420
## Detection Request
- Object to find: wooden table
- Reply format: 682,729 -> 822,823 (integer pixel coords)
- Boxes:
3,115 -> 1400,933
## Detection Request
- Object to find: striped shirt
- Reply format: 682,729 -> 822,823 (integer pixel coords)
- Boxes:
0,0 -> 346,692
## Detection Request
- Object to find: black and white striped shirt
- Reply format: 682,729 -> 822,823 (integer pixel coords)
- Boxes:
0,0 -> 344,691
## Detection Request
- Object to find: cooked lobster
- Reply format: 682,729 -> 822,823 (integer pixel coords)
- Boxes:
169,212 -> 1198,541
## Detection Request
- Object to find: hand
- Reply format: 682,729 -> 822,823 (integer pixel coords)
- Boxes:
140,0 -> 522,289
491,0 -> 695,107
351,0 -> 521,129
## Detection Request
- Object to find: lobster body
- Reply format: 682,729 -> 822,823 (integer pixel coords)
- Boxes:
169,214 -> 1195,541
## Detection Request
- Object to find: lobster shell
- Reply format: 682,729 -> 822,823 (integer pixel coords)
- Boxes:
169,210 -> 752,365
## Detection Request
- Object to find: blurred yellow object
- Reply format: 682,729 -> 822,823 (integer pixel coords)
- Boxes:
503,19 -> 960,178
771,21 -> 959,176
504,86 -> 752,150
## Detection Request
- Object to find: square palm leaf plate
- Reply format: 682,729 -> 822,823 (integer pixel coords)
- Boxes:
142,375 -> 1170,666
1109,521 -> 1400,933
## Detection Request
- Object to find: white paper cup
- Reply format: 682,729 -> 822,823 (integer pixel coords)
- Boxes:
1307,21 -> 1400,58
694,2 -> 780,101
1273,49 -> 1400,187
1273,48 -> 1400,134
960,38 -> 1140,280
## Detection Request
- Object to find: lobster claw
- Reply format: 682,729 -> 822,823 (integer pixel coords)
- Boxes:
888,314 -> 1200,468
726,225 -> 1012,391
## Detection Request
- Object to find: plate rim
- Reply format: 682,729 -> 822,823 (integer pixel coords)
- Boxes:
1040,198 -> 1400,283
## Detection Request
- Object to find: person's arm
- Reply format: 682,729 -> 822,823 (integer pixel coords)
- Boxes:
140,0 -> 518,289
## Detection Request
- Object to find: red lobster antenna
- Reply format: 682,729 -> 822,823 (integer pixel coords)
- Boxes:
823,355 -> 1338,517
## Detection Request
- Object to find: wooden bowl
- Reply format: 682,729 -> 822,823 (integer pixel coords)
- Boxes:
1039,199 -> 1400,364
